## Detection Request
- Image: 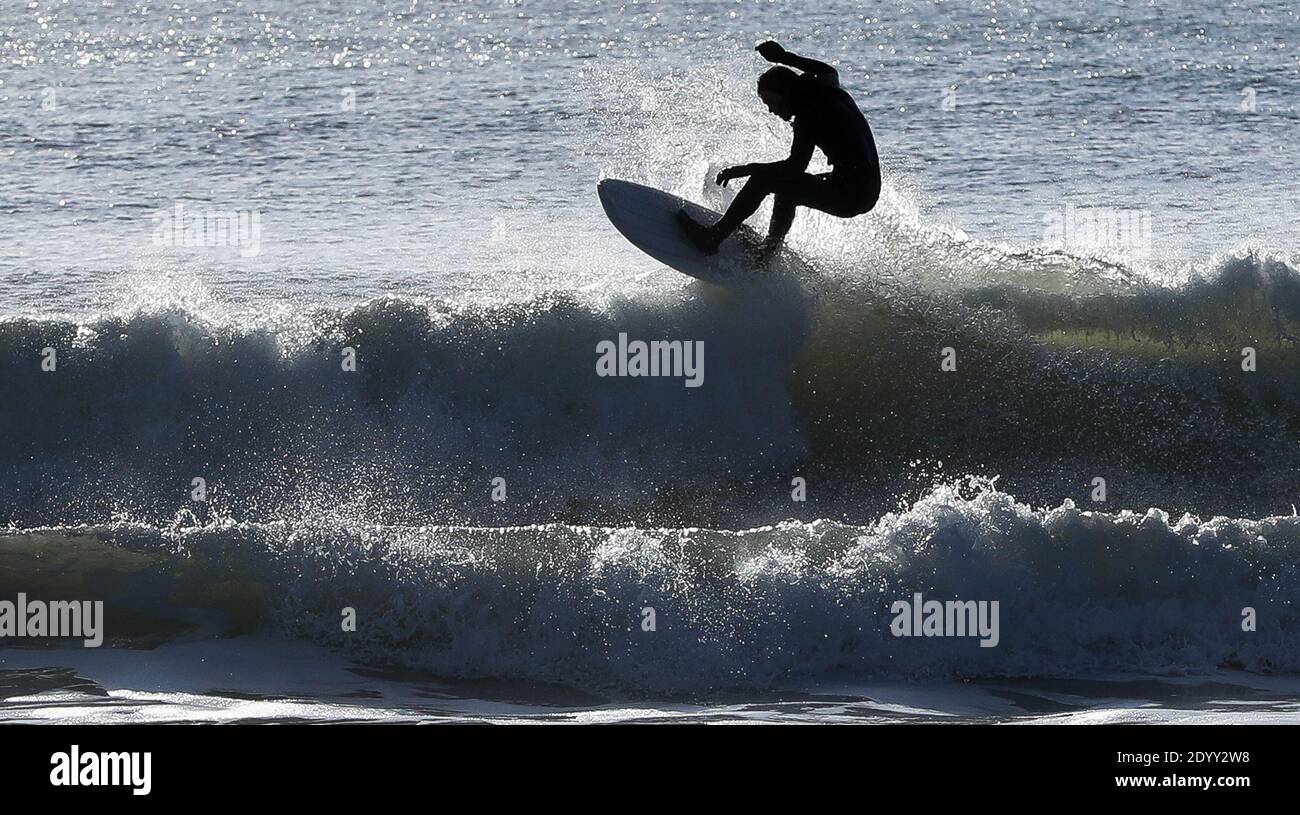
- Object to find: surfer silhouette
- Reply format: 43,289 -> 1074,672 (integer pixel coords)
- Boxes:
677,41 -> 881,257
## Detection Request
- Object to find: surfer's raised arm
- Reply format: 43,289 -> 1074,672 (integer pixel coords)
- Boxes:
755,40 -> 839,87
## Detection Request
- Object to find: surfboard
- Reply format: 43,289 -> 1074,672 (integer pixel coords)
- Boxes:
598,178 -> 799,284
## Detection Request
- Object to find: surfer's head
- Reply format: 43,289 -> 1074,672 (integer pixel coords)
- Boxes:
757,66 -> 798,120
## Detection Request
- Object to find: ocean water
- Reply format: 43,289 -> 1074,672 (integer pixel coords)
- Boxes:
3,0 -> 1300,723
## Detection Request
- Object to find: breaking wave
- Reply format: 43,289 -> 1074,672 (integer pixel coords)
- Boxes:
3,252 -> 1300,527
3,483 -> 1297,690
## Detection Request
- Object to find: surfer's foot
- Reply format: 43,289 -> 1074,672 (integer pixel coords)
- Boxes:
676,209 -> 721,255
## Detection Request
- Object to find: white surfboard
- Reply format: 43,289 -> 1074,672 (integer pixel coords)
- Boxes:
597,178 -> 805,284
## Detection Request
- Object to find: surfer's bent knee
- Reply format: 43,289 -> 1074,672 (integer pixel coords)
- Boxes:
857,183 -> 881,215
747,165 -> 778,190
752,163 -> 799,188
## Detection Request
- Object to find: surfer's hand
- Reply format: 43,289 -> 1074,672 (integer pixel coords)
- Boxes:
755,41 -> 786,62
715,165 -> 750,186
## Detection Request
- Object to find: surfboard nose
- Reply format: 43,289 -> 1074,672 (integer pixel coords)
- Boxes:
597,178 -> 637,217
597,177 -> 627,198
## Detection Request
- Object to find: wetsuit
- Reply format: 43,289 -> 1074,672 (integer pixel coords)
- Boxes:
712,58 -> 881,246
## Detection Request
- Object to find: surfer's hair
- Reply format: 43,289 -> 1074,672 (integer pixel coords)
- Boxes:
757,66 -> 798,95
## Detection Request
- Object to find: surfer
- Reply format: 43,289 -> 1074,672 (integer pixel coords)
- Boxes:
677,41 -> 881,257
